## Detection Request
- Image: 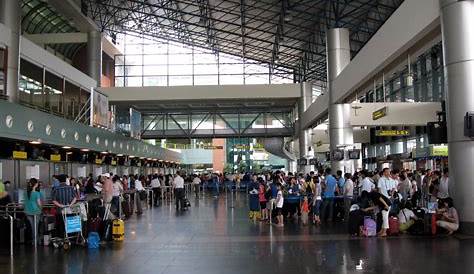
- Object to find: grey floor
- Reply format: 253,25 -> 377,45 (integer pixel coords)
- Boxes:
1,192 -> 473,274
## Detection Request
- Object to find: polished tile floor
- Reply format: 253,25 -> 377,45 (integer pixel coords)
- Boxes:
1,192 -> 473,274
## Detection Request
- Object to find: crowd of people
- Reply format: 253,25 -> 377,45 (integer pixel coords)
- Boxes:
228,167 -> 457,236
0,165 -> 458,246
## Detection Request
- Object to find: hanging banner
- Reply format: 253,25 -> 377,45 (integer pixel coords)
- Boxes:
93,90 -> 109,128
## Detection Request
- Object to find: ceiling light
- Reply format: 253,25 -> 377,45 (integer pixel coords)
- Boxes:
117,154 -> 123,157
81,148 -> 90,152
158,159 -> 164,162
29,140 -> 41,145
62,146 -> 72,149
66,152 -> 73,155
129,155 -> 135,158
101,151 -> 109,154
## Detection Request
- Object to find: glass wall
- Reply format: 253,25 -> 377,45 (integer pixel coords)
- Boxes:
19,58 -> 90,120
359,43 -> 445,103
114,34 -> 294,87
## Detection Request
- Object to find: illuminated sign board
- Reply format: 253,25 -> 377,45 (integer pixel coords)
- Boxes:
375,130 -> 410,137
372,107 -> 387,120
50,154 -> 61,162
13,151 -> 27,159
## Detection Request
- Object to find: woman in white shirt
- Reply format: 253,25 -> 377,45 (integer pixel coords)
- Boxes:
275,184 -> 284,227
150,174 -> 161,207
111,176 -> 123,216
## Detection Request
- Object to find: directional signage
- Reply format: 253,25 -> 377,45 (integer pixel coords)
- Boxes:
372,106 -> 387,120
375,129 -> 410,137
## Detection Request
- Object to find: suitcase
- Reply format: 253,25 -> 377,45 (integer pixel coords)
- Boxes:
102,220 -> 113,242
424,213 -> 437,235
88,217 -> 102,233
14,218 -> 27,244
0,215 -> 11,247
88,232 -> 100,249
112,219 -> 125,241
388,216 -> 400,235
184,198 -> 191,208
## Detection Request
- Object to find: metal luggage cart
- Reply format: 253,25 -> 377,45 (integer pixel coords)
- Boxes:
51,205 -> 86,250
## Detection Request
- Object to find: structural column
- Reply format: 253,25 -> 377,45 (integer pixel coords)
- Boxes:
326,28 -> 354,173
0,0 -> 20,103
298,82 -> 313,173
440,0 -> 474,233
87,31 -> 102,86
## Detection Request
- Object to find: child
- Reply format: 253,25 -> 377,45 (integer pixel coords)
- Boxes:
275,184 -> 284,227
300,196 -> 310,225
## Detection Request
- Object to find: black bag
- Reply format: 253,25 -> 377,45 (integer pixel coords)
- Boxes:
0,215 -> 11,247
139,190 -> 147,201
376,212 -> 383,233
184,198 -> 191,208
348,210 -> 364,235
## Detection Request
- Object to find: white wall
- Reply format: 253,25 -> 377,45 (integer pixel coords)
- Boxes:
100,83 -> 301,101
181,149 -> 213,165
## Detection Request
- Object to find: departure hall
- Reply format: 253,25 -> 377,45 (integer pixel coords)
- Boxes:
0,0 -> 473,273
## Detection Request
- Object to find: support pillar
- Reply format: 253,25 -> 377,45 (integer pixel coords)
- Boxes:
440,0 -> 474,234
87,31 -> 102,86
298,82 -> 313,173
326,28 -> 355,173
0,0 -> 20,103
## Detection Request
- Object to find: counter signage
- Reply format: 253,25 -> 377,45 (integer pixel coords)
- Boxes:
50,154 -> 61,162
95,159 -> 102,165
13,151 -> 27,159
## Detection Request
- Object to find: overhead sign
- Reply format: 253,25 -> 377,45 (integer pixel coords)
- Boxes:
372,107 -> 387,120
13,151 -> 27,159
431,145 -> 448,157
50,154 -> 61,162
375,130 -> 410,137
309,158 -> 318,165
95,159 -> 102,165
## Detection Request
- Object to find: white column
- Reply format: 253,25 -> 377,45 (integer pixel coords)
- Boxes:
0,0 -> 20,103
326,28 -> 355,173
440,0 -> 474,233
298,82 -> 314,173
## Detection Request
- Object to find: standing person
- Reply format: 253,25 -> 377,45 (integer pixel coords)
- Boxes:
192,174 -> 201,198
258,178 -> 268,221
378,168 -> 392,199
150,174 -> 161,207
24,178 -> 42,245
312,175 -> 323,225
438,168 -> 450,199
134,175 -> 145,215
275,184 -> 284,227
101,173 -> 113,205
300,196 -> 310,225
111,176 -> 123,216
343,173 -> 354,222
336,170 -> 345,191
321,168 -> 337,222
267,175 -> 279,224
173,171 -> 185,211
398,171 -> 411,201
51,174 -> 77,237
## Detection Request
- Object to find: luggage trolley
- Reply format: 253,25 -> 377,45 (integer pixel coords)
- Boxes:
52,204 -> 86,250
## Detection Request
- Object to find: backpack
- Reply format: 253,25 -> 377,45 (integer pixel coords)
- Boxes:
363,216 -> 377,237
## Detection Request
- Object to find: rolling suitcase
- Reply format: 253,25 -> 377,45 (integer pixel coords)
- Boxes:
112,219 -> 125,242
388,216 -> 400,235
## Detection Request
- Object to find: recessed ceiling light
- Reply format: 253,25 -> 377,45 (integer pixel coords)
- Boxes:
117,154 -> 123,157
29,140 -> 41,145
129,155 -> 135,158
101,151 -> 109,154
62,146 -> 72,149
81,148 -> 90,152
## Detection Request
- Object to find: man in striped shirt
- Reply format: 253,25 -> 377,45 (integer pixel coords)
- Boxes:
52,174 -> 77,209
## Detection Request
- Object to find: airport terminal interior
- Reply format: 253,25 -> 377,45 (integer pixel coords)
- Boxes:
0,0 -> 473,273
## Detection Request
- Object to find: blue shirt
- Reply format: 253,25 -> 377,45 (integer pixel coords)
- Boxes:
324,175 -> 337,198
271,184 -> 278,198
337,177 -> 345,189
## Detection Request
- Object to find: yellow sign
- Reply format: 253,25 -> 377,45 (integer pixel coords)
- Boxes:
431,146 -> 448,157
203,145 -> 223,150
372,107 -> 387,120
95,159 -> 102,165
111,160 -> 117,166
375,130 -> 410,137
50,154 -> 61,162
13,151 -> 27,159
316,141 -> 323,147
